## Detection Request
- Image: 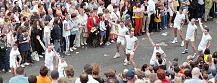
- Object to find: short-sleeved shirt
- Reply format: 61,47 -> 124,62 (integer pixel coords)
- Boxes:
186,23 -> 197,37
198,33 -> 212,51
174,11 -> 185,24
125,35 -> 138,50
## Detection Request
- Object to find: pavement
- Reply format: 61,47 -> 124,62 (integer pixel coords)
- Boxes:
1,19 -> 217,82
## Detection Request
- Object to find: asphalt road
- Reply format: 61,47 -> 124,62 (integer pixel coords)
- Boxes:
1,19 -> 217,82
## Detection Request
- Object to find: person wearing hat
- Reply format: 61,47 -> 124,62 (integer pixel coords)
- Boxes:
126,68 -> 136,83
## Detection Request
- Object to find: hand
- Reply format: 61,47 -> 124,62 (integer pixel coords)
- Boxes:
36,35 -> 40,40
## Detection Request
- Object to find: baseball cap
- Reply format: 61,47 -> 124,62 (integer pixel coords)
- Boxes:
126,69 -> 135,80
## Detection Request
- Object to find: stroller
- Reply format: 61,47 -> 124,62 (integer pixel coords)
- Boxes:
89,26 -> 100,47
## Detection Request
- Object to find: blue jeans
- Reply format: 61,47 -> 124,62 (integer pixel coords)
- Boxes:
161,14 -> 168,29
54,40 -> 61,52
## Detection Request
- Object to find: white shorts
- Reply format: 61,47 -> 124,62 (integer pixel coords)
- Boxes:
45,63 -> 54,71
173,23 -> 181,30
168,8 -> 174,16
10,61 -> 17,68
125,49 -> 134,55
185,36 -> 195,41
117,38 -> 125,46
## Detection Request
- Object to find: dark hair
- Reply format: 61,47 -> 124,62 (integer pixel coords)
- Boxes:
158,58 -> 163,65
212,52 -> 217,58
84,64 -> 93,75
16,67 -> 25,75
141,64 -> 148,72
173,66 -> 180,73
184,69 -> 192,78
80,73 -> 88,83
204,28 -> 209,32
204,48 -> 210,55
64,65 -> 74,77
39,66 -> 49,76
51,70 -> 59,80
203,63 -> 209,71
0,76 -> 3,83
28,75 -> 37,83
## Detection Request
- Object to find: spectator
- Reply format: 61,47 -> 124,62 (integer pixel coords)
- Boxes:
92,64 -> 104,83
9,67 -> 28,83
156,69 -> 170,83
75,64 -> 99,83
28,75 -> 37,83
36,66 -> 51,83
80,73 -> 89,83
184,67 -> 203,83
51,70 -> 59,83
58,65 -> 76,83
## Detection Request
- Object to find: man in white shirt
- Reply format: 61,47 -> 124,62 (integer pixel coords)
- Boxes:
182,18 -> 197,55
171,9 -> 186,47
198,21 -> 212,55
116,31 -> 138,67
147,32 -> 166,66
146,0 -> 156,32
109,20 -> 129,59
36,36 -> 59,71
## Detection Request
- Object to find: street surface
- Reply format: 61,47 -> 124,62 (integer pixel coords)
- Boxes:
1,19 -> 217,82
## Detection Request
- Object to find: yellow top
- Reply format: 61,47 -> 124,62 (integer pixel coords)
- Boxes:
133,6 -> 143,18
36,75 -> 51,83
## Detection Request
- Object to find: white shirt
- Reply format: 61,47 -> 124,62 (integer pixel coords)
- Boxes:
110,11 -> 120,22
58,60 -> 68,78
75,75 -> 99,83
97,6 -> 104,14
111,0 -> 120,4
174,11 -> 185,24
44,49 -> 55,69
117,25 -> 128,40
198,0 -> 204,5
186,23 -> 197,37
147,0 -> 156,16
62,20 -> 71,37
150,47 -> 165,65
9,48 -> 20,66
198,33 -> 212,51
125,35 -> 138,50
43,26 -> 51,39
99,20 -> 106,31
107,4 -> 114,12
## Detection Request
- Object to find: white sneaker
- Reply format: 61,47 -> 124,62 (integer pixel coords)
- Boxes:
171,39 -> 178,44
180,41 -> 184,47
113,52 -> 121,58
39,55 -> 43,58
72,47 -> 77,50
111,40 -> 115,43
70,48 -> 73,52
123,62 -> 128,66
24,62 -> 30,66
21,64 -> 25,67
8,70 -> 11,73
124,58 -> 128,63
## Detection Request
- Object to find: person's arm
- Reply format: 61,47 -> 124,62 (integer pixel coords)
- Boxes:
17,54 -> 22,66
133,40 -> 138,52
146,32 -> 155,46
199,21 -> 205,32
206,40 -> 211,48
36,35 -> 46,50
48,17 -> 55,27
107,20 -> 119,27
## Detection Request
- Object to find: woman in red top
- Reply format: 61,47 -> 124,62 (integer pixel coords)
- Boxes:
87,9 -> 100,33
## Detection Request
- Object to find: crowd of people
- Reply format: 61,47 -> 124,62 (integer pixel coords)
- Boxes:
0,0 -> 217,83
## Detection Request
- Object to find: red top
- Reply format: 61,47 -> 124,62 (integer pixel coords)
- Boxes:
87,16 -> 100,33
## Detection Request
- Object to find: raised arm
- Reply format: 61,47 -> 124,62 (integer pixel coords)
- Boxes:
146,32 -> 155,46
199,21 -> 205,32
108,20 -> 119,27
36,35 -> 46,50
